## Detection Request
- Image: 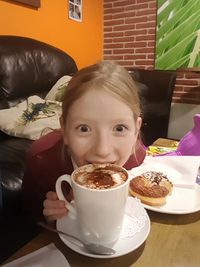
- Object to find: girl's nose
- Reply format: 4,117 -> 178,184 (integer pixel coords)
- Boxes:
92,133 -> 112,159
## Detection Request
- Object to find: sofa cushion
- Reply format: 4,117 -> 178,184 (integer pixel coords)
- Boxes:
45,75 -> 72,102
0,96 -> 61,140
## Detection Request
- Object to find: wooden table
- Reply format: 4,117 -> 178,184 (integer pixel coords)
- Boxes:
4,139 -> 200,267
4,210 -> 200,267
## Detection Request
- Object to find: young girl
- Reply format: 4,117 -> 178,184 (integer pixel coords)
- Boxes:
22,61 -> 146,223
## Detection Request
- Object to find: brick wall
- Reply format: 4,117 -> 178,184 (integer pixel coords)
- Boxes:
103,0 -> 200,104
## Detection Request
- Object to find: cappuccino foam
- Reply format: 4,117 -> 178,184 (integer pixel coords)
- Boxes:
74,164 -> 127,189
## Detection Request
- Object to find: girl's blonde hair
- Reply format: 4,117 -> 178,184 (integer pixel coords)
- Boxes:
61,60 -> 141,124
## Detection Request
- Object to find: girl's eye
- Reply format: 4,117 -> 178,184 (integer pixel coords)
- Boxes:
77,125 -> 90,132
114,125 -> 127,132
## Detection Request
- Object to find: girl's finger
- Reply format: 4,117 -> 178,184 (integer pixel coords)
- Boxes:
46,191 -> 58,200
43,207 -> 67,217
43,199 -> 65,209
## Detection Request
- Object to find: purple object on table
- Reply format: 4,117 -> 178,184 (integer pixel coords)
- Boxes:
158,113 -> 200,156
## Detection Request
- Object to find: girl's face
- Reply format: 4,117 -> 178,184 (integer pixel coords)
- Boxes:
61,89 -> 141,167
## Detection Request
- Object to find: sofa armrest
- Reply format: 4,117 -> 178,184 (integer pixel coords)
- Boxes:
0,35 -> 78,109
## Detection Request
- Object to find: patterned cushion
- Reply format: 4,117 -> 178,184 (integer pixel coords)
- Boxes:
0,96 -> 61,140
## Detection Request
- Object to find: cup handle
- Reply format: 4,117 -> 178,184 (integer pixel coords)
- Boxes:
55,174 -> 76,216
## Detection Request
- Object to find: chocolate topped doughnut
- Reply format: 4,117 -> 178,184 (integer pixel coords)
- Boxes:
129,171 -> 173,206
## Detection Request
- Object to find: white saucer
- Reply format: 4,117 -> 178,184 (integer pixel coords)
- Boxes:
56,197 -> 150,258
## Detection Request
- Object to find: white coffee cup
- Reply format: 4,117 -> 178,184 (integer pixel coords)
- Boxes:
56,163 -> 129,246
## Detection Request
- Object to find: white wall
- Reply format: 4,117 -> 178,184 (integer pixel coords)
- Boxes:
168,103 -> 200,140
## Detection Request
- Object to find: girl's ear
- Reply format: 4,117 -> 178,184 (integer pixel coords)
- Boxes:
59,116 -> 64,134
135,116 -> 142,136
60,116 -> 68,145
131,116 -> 143,154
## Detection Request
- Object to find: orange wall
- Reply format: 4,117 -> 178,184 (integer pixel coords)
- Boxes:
0,0 -> 103,69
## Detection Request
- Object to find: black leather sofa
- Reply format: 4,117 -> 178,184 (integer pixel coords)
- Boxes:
0,35 -> 77,215
0,35 -> 77,263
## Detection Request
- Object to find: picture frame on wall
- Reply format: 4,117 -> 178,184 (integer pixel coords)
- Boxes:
12,0 -> 40,8
68,0 -> 82,22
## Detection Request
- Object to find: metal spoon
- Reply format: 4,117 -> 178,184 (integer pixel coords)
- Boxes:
37,222 -> 115,255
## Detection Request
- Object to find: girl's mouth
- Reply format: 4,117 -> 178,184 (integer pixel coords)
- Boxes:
86,161 -> 116,165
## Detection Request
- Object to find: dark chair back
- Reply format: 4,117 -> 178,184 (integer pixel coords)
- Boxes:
129,69 -> 177,146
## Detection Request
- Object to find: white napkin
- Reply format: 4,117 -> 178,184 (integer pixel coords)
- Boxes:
130,156 -> 200,189
2,244 -> 70,267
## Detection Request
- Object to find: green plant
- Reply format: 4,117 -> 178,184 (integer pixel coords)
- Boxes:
155,0 -> 200,70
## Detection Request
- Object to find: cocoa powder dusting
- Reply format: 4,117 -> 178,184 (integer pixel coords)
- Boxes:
88,170 -> 115,188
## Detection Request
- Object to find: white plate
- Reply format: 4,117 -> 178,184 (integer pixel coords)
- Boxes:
130,160 -> 200,214
56,197 -> 150,259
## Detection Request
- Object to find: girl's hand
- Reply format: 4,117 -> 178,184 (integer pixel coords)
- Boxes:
43,191 -> 67,221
